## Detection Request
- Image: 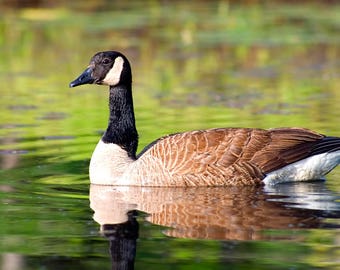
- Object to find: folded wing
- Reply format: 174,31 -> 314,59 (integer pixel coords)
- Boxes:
137,127 -> 325,186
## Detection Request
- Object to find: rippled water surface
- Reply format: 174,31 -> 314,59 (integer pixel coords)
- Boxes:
0,1 -> 339,269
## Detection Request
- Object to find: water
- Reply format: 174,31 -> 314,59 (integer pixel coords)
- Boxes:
0,1 -> 339,269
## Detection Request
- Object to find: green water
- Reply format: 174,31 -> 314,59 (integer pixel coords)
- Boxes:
0,1 -> 339,269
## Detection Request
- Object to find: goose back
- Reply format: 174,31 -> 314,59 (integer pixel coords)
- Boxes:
126,127 -> 334,186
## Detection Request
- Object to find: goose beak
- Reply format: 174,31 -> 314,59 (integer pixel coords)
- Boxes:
69,67 -> 94,88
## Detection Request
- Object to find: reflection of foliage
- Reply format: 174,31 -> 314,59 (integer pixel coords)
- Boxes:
136,233 -> 339,270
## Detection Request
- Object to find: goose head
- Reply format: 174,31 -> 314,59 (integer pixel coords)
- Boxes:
69,51 -> 132,88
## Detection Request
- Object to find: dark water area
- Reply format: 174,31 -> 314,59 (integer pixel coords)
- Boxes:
0,1 -> 339,269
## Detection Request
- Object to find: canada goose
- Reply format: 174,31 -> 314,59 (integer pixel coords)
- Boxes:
69,51 -> 340,186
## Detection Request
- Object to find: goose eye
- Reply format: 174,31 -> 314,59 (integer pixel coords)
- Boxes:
102,58 -> 110,65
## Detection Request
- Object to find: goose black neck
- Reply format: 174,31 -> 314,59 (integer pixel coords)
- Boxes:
102,83 -> 138,159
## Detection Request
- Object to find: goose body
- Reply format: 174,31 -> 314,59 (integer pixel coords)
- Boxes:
70,51 -> 340,186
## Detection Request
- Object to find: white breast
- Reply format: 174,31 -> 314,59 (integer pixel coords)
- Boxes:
89,140 -> 134,185
263,151 -> 340,185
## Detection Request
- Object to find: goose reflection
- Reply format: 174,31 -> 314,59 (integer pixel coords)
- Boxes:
90,183 -> 340,269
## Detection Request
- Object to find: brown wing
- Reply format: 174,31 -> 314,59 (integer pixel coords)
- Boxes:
138,127 -> 324,186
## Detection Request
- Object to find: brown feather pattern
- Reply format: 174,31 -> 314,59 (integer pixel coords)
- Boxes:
135,127 -> 325,186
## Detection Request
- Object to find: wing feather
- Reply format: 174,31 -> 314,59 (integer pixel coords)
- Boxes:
137,127 -> 325,186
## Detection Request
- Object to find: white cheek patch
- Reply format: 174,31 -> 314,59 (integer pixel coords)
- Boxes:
102,56 -> 124,86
